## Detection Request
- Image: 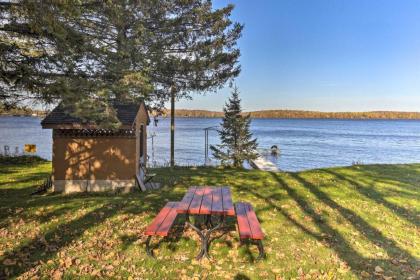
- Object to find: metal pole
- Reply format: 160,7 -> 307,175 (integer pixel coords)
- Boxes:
203,126 -> 218,165
206,129 -> 208,164
151,134 -> 155,164
147,132 -> 156,166
204,129 -> 207,164
170,86 -> 175,169
206,130 -> 209,163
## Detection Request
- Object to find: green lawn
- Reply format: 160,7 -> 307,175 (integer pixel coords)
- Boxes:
0,160 -> 419,279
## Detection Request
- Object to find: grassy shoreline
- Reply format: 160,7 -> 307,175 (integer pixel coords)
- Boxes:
0,161 -> 419,279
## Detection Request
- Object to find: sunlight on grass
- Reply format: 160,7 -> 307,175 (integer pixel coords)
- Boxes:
0,161 -> 419,279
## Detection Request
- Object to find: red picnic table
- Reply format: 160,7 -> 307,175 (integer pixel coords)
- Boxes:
144,186 -> 265,260
177,186 -> 235,259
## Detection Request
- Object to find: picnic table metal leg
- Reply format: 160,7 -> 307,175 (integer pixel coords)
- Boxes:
186,215 -> 226,260
256,240 -> 265,260
205,214 -> 214,228
203,215 -> 224,258
186,221 -> 207,259
145,236 -> 154,258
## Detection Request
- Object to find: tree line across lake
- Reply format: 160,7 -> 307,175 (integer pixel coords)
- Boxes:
0,105 -> 45,117
170,109 -> 420,119
3,106 -> 420,120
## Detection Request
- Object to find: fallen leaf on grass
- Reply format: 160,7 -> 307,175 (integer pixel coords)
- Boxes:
375,266 -> 384,273
64,257 -> 73,268
297,267 -> 304,276
52,269 -> 63,280
361,271 -> 370,278
3,259 -> 16,266
271,268 -> 281,274
91,269 -> 101,277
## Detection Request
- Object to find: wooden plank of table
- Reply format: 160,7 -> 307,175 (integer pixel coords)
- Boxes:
235,203 -> 252,239
199,187 -> 213,215
221,187 -> 235,216
189,187 -> 205,214
245,203 -> 264,240
210,187 -> 224,214
145,202 -> 176,235
177,186 -> 197,214
156,202 -> 179,236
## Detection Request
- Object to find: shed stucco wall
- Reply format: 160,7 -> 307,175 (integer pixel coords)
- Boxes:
53,137 -> 137,181
52,137 -> 137,193
49,102 -> 149,193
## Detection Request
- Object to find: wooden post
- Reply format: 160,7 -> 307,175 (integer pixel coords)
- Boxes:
170,86 -> 175,169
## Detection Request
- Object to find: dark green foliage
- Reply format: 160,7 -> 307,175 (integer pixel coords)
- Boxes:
210,86 -> 258,167
0,1 -> 242,127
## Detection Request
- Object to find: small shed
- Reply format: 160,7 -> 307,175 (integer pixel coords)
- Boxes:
41,101 -> 150,193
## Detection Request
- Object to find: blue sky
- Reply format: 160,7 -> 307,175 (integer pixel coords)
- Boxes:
177,0 -> 420,112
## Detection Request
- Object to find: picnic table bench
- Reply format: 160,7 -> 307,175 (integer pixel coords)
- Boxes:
144,202 -> 179,257
144,187 -> 265,260
235,202 -> 265,259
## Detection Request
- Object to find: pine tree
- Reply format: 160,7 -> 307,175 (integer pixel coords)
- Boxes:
0,1 -> 242,127
210,86 -> 258,167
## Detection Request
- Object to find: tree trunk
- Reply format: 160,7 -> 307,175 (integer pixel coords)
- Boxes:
170,86 -> 175,169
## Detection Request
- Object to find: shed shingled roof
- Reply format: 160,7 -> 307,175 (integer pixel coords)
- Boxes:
41,101 -> 149,129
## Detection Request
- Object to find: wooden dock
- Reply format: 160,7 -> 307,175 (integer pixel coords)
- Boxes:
249,156 -> 279,172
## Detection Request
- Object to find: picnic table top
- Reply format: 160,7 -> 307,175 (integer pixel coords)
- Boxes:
177,186 -> 235,216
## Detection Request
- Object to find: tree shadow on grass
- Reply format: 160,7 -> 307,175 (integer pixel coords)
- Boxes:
286,172 -> 417,278
0,174 -> 48,187
0,202 -> 118,278
238,172 -> 417,279
0,180 -> 185,227
120,234 -> 139,251
0,189 -> 182,279
241,177 -> 370,276
0,172 -> 50,205
152,166 -> 250,188
322,169 -> 420,227
237,240 -> 260,263
0,193 -> 116,229
353,164 -> 420,193
233,272 -> 251,280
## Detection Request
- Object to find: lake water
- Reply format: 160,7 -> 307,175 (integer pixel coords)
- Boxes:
1,116 -> 420,171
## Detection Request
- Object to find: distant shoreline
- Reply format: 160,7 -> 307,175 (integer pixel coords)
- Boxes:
0,113 -> 44,117
169,109 -> 420,120
174,116 -> 420,120
3,109 -> 420,120
0,108 -> 45,118
0,114 -> 45,118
